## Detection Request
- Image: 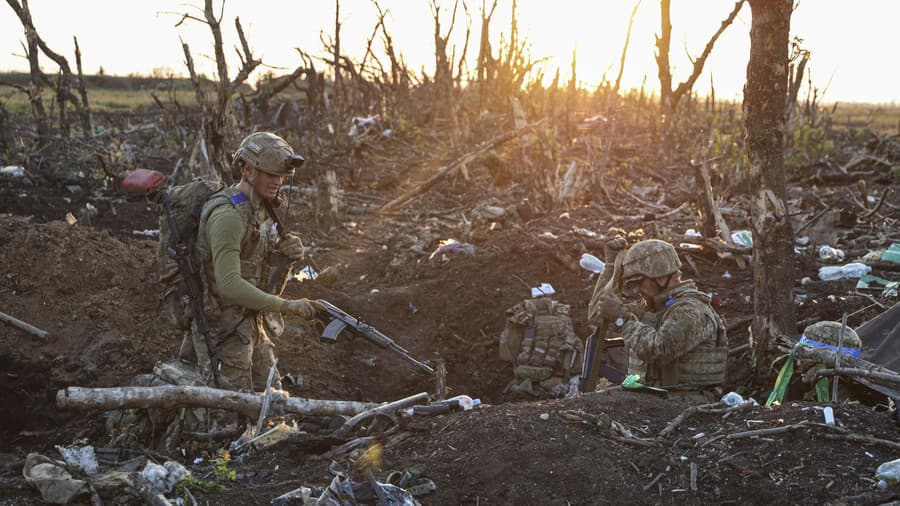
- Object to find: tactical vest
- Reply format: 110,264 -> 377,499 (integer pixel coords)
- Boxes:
499,298 -> 582,392
640,285 -> 727,387
196,186 -> 279,338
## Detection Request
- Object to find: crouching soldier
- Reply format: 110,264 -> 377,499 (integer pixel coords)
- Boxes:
590,239 -> 727,396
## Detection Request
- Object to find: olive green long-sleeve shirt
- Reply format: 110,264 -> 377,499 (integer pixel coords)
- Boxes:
205,204 -> 284,312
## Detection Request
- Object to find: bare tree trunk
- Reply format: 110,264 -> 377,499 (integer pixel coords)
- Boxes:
333,0 -> 343,113
22,38 -> 49,141
744,0 -> 796,373
179,0 -> 261,183
73,36 -> 91,139
655,0 -> 745,152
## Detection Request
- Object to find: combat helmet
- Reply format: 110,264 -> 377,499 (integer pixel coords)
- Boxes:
233,132 -> 304,176
621,239 -> 682,283
801,321 -> 862,357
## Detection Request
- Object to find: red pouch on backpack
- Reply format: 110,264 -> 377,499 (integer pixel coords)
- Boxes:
122,168 -> 166,193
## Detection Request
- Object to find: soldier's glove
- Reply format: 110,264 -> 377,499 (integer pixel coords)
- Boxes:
278,234 -> 307,261
281,298 -> 324,321
596,294 -> 632,322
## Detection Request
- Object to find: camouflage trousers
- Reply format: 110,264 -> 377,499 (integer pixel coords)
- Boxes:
180,313 -> 282,392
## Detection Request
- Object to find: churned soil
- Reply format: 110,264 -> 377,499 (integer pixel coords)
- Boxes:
1,144 -> 898,504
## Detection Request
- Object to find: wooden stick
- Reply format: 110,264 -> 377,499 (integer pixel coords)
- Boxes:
334,392 -> 429,437
659,402 -> 720,437
0,310 -> 49,339
821,433 -> 900,451
727,422 -> 807,440
434,359 -> 447,401
832,313 -> 848,402
56,386 -> 375,418
378,120 -> 544,213
811,368 -> 900,388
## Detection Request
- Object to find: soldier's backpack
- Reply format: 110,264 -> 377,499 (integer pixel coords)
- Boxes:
157,179 -> 224,330
499,298 -> 583,395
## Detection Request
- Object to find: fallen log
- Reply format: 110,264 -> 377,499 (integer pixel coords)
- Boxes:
378,120 -> 545,214
57,386 -> 376,418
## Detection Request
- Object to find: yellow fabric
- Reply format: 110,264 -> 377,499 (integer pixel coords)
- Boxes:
205,204 -> 284,312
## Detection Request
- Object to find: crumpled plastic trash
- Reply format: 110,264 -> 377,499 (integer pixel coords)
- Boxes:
621,374 -> 667,394
273,462 -> 420,506
140,460 -> 190,494
429,239 -> 476,259
23,453 -> 89,504
56,444 -> 99,477
1,165 -> 26,178
731,230 -> 752,248
684,228 -> 703,238
530,282 -> 555,298
720,392 -> 759,407
348,116 -> 380,137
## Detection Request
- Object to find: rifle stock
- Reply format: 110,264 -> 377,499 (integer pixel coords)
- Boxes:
315,299 -> 435,376
263,199 -> 296,296
160,190 -> 221,388
579,247 -> 628,393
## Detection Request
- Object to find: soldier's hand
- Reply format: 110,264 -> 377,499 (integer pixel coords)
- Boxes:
281,298 -> 324,321
278,234 -> 307,260
596,294 -> 629,322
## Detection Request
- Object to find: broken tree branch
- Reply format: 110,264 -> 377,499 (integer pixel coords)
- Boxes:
0,310 -> 49,339
378,119 -> 545,213
810,368 -> 900,389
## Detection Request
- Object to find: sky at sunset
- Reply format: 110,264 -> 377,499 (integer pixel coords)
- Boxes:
1,0 -> 897,104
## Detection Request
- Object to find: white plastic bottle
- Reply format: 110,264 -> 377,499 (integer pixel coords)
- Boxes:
445,395 -> 481,411
818,262 -> 871,281
579,253 -> 605,274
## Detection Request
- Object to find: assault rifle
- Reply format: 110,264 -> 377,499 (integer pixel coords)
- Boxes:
160,190 -> 221,388
315,300 -> 435,376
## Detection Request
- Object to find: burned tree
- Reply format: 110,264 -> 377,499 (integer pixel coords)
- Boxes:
6,0 -> 92,140
655,0 -> 745,147
743,0 -> 796,372
178,0 -> 260,183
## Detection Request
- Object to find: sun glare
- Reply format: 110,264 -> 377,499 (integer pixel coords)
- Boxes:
0,0 -> 897,103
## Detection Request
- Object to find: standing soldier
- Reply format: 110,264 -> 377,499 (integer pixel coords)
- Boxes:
180,132 -> 321,393
590,239 -> 727,392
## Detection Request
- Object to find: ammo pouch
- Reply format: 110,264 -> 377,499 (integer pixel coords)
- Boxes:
499,298 -> 582,384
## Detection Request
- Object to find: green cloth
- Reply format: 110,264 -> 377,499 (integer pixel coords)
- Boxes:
205,204 -> 284,312
881,243 -> 900,264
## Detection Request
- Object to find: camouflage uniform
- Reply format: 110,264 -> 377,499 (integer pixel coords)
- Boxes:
179,132 -> 304,393
181,186 -> 287,392
622,280 -> 727,387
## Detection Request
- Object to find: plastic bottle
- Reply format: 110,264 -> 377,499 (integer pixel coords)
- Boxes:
579,253 -> 605,274
403,395 -> 481,416
445,395 -> 481,411
818,245 -> 846,262
818,262 -> 871,281
875,458 -> 900,489
720,392 -> 745,407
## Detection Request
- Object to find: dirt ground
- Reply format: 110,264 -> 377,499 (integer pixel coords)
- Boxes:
1,129 -> 899,505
